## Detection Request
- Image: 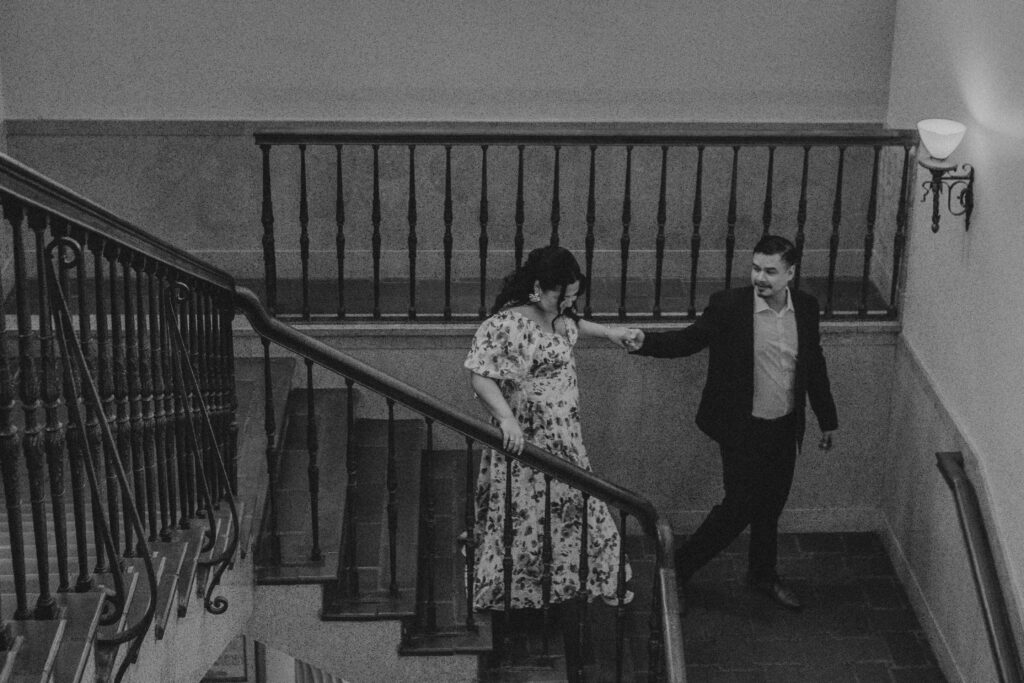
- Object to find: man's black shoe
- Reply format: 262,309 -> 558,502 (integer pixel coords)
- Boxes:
746,576 -> 802,611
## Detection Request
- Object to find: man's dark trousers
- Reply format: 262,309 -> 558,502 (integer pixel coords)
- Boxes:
676,412 -> 797,583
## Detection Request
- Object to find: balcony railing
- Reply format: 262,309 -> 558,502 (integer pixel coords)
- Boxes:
254,123 -> 918,322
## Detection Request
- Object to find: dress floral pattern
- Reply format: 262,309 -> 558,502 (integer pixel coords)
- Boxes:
465,309 -> 628,610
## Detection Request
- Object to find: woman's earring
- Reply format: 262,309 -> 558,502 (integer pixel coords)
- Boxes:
528,292 -> 541,303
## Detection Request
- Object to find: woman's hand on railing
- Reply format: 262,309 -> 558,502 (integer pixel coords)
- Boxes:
497,416 -> 525,455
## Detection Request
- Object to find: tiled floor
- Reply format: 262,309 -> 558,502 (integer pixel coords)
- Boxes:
680,532 -> 947,683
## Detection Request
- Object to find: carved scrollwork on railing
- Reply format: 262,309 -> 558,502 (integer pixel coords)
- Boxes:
164,281 -> 240,616
45,235 -> 158,683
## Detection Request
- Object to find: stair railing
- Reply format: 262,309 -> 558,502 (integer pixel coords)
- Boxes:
235,286 -> 686,681
45,235 -> 158,682
936,451 -> 1024,683
0,153 -> 241,674
164,282 -> 240,615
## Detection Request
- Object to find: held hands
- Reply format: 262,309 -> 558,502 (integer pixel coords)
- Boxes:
622,328 -> 644,352
606,327 -> 645,351
818,430 -> 835,452
498,415 -> 525,455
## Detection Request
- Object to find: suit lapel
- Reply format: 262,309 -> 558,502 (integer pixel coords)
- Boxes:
737,287 -> 755,384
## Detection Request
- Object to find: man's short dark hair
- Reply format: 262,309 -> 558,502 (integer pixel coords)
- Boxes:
753,235 -> 800,267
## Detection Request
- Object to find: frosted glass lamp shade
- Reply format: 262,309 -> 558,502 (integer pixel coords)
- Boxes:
917,119 -> 966,160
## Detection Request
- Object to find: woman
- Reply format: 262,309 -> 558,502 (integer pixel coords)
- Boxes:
464,245 -> 633,611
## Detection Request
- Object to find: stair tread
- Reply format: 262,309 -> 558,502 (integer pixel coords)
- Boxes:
4,617 -> 65,680
50,591 -> 106,683
176,525 -> 207,618
149,538 -> 188,639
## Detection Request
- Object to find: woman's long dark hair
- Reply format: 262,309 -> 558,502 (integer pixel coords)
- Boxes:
490,245 -> 587,321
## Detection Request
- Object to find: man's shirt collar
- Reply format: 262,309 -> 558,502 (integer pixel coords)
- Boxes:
754,286 -> 795,314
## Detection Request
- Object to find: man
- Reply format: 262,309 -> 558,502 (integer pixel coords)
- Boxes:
626,234 -> 837,610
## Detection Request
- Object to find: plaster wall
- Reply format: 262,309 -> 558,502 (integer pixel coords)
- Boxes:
0,1 -> 894,122
884,2 -> 1024,679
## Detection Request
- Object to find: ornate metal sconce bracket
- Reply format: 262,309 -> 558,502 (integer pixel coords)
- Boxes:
920,158 -> 974,233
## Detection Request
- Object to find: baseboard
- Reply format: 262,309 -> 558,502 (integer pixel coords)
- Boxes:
878,517 -> 964,682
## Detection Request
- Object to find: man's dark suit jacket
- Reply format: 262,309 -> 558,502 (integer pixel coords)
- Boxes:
636,286 -> 838,448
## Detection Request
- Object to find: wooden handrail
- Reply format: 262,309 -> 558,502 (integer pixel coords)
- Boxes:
0,153 -> 235,293
936,451 -> 1024,683
255,121 -> 917,147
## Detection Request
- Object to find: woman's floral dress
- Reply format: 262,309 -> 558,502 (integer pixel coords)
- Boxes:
464,309 -> 628,610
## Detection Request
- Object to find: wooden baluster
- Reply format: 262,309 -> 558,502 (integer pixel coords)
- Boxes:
514,145 -> 525,269
305,359 -> 322,562
150,266 -> 171,538
575,492 -> 589,683
161,272 -> 183,532
108,246 -> 135,553
463,437 -> 477,632
416,419 -> 437,633
222,299 -> 239,495
653,146 -> 668,318
123,251 -> 147,554
335,145 -> 346,320
688,146 -> 705,319
793,146 -> 811,291
762,146 -> 776,236
407,145 -> 418,320
386,398 -> 399,596
826,147 -> 846,316
724,146 -> 740,289
618,146 -> 633,321
443,146 -> 454,320
340,377 -> 357,595
261,339 -> 280,563
614,510 -> 629,683
76,232 -> 107,571
198,290 -> 216,506
584,146 -> 597,319
299,145 -> 311,320
135,256 -> 158,541
540,474 -> 553,656
860,146 -> 881,318
889,146 -> 912,317
92,236 -> 121,550
177,291 -> 196,524
478,145 -> 489,320
12,203 -> 56,617
54,226 -> 93,592
648,567 -> 664,681
371,145 -> 382,319
210,291 -> 228,498
259,144 -> 278,315
31,209 -> 71,594
187,288 -> 202,518
549,145 -> 561,247
0,197 -> 30,619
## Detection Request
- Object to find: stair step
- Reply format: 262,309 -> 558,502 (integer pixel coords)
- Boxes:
255,387 -> 350,584
149,538 -> 187,639
3,616 -> 65,683
319,585 -> 416,621
176,525 -> 207,618
50,590 -> 106,683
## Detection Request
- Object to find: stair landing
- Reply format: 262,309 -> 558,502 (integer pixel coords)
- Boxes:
681,531 -> 947,682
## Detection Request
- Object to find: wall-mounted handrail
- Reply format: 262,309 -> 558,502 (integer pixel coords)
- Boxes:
234,285 -> 686,680
936,451 -> 1024,683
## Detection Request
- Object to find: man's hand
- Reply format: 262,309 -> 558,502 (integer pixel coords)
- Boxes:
623,328 -> 645,352
818,430 -> 834,451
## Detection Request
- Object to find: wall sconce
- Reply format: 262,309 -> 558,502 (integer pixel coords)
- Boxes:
917,118 -> 974,233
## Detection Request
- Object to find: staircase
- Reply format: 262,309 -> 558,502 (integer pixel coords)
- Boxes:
251,384 -> 659,682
